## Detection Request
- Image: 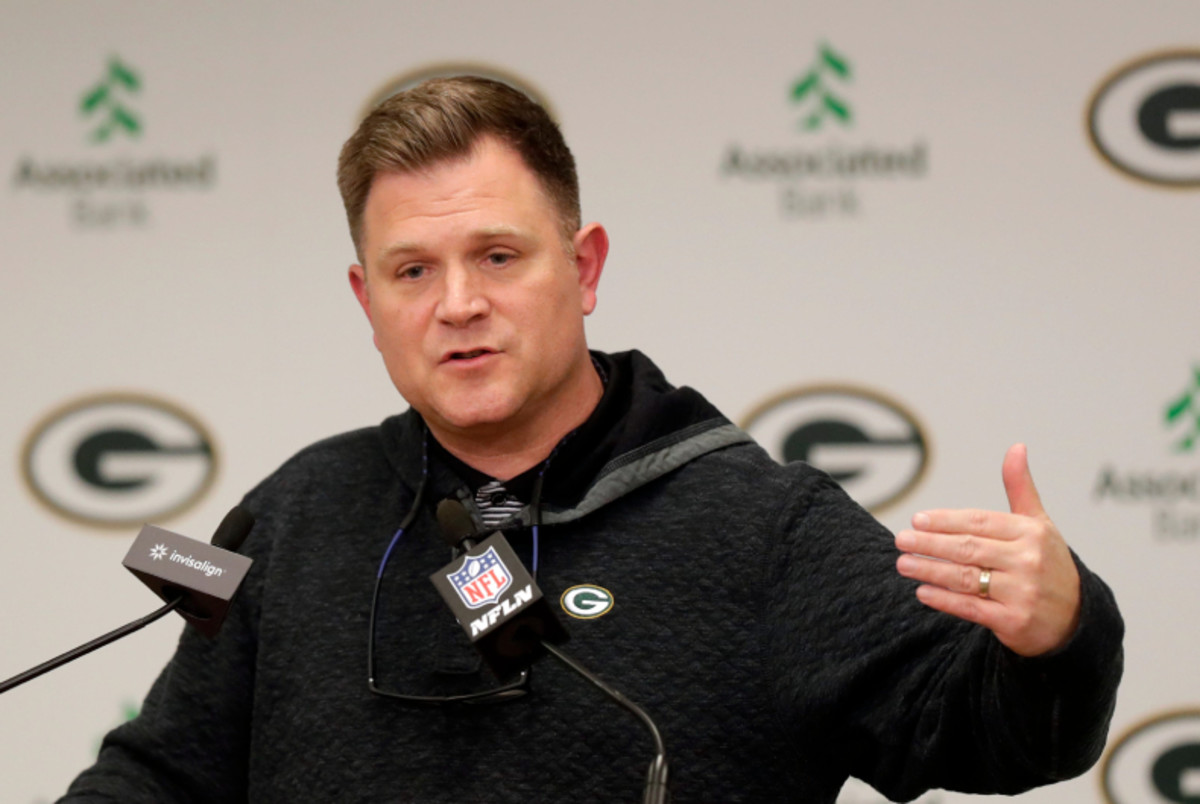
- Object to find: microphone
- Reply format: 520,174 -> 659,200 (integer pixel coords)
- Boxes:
0,506 -> 255,695
436,497 -> 479,550
210,505 -> 256,551
429,499 -> 568,681
429,499 -> 669,803
122,505 -> 256,637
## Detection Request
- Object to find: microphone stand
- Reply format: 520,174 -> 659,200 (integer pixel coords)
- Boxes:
1,506 -> 254,697
541,640 -> 670,804
435,500 -> 668,801
0,596 -> 183,695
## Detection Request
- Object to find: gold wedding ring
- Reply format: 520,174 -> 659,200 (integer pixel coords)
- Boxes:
978,568 -> 992,598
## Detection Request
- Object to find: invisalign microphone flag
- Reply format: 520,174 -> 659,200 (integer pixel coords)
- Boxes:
123,523 -> 254,637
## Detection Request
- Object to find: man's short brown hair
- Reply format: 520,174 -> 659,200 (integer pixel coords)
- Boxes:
337,75 -> 581,262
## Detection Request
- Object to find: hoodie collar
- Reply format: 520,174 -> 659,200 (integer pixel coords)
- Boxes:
382,350 -> 748,517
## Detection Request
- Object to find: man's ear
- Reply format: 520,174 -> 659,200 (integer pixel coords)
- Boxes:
573,223 -> 608,316
348,264 -> 381,350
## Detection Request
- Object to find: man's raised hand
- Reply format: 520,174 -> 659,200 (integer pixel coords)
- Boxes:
894,444 -> 1081,657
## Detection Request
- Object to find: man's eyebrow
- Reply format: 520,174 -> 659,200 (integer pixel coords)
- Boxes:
375,227 -> 533,262
476,225 -> 525,237
377,241 -> 422,261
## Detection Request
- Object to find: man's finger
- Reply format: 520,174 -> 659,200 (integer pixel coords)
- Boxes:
895,528 -> 1018,569
909,509 -> 1026,541
912,585 -> 1002,631
1002,442 -> 1045,518
897,553 -> 1003,598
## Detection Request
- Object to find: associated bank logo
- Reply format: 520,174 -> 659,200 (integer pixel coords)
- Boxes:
1166,367 -> 1200,452
720,42 -> 928,219
81,57 -> 142,143
741,385 -> 930,513
1101,708 -> 1200,804
21,393 -> 218,528
561,585 -> 615,619
11,55 -> 218,229
360,62 -> 556,122
792,43 -> 852,130
1094,365 -> 1200,542
1088,50 -> 1200,188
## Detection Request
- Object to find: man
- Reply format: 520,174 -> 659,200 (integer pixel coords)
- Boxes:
61,76 -> 1122,803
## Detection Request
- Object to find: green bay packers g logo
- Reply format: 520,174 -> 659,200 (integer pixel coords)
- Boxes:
741,384 -> 930,514
21,392 -> 217,528
560,585 -> 614,619
1101,708 -> 1200,803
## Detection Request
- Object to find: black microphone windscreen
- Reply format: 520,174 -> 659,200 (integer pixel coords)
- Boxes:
436,498 -> 477,548
210,505 -> 255,552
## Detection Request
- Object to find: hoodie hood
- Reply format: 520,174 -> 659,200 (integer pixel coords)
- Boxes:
380,350 -> 753,525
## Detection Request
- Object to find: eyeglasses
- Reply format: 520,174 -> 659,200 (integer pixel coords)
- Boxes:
366,506 -> 531,706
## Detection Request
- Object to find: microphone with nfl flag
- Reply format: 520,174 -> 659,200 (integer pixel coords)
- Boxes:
431,529 -> 567,679
430,497 -> 567,679
431,499 -> 670,804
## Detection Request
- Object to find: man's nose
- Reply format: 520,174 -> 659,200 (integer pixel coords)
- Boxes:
436,263 -> 490,326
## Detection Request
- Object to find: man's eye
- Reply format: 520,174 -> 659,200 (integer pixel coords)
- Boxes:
486,252 -> 513,267
398,265 -> 427,280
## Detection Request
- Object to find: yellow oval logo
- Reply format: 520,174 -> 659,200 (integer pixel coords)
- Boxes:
560,585 -> 614,619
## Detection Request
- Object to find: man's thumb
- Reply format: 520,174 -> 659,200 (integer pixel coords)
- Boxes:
1003,443 -> 1045,516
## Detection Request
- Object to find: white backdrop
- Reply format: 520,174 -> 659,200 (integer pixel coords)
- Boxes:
1,2 -> 1197,802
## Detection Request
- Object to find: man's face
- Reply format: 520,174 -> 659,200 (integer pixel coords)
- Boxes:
349,136 -> 606,447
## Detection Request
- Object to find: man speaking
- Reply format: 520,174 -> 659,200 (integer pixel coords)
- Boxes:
59,76 -> 1122,803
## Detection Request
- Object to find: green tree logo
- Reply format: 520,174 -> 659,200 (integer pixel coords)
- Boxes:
1165,367 -> 1200,452
80,57 -> 142,143
791,43 -> 852,130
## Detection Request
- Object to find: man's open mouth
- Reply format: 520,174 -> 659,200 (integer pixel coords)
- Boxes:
447,349 -> 492,361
